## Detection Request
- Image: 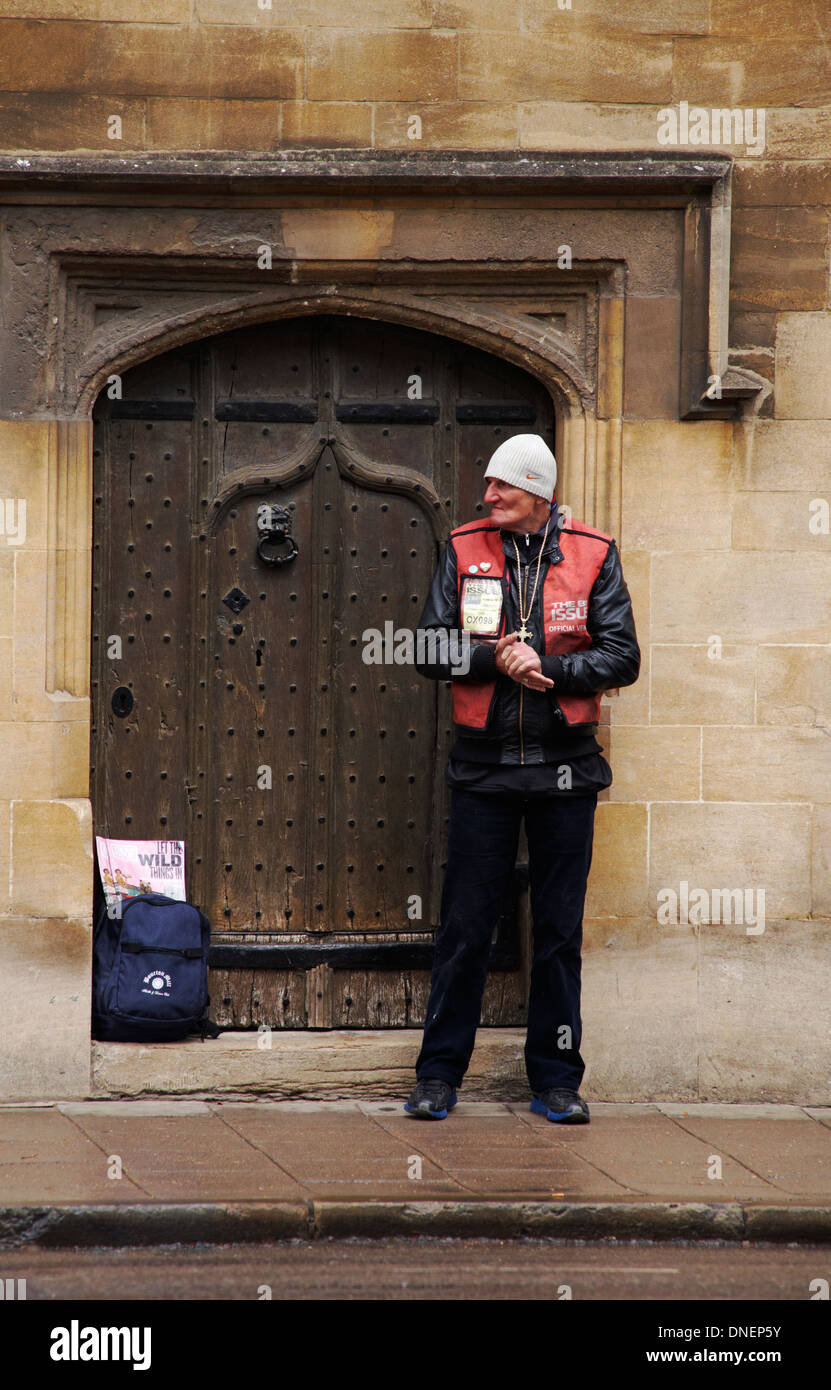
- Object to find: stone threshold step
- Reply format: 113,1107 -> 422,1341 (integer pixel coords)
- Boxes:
93,1029 -> 529,1101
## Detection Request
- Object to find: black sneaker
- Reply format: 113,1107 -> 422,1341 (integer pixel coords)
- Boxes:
530,1088 -> 590,1124
404,1078 -> 458,1120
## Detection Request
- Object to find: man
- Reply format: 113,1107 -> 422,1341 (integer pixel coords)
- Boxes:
405,433 -> 640,1123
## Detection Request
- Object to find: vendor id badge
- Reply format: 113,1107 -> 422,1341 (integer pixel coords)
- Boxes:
461,575 -> 503,637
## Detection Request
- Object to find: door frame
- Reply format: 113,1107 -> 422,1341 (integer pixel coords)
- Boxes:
12,150 -> 760,707
0,152 -> 766,1063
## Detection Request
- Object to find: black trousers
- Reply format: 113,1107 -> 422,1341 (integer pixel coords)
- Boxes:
415,787 -> 597,1093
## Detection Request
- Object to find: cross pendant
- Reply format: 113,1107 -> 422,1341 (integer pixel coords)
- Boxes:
517,625 -> 531,640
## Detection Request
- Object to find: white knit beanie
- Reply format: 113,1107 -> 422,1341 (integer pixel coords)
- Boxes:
483,433 -> 557,501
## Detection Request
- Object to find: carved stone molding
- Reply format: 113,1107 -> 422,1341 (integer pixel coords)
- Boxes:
45,418 -> 91,698
1,152 -> 750,694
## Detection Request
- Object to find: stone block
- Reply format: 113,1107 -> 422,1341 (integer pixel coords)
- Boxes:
524,0 -> 709,35
730,311 -> 778,350
280,209 -> 395,260
375,101 -> 517,149
0,20 -> 305,99
198,0 -> 432,24
0,722 -> 89,800
434,0 -> 520,27
584,917 -> 699,1100
0,0 -> 188,15
584,802 -> 648,919
10,546 -> 46,710
737,419 -> 831,491
775,313 -> 831,420
10,548 -> 88,723
598,725 -> 700,802
609,549 -> 650,725
281,101 -> 373,147
623,296 -> 681,419
734,162 -> 831,207
93,1029 -> 530,1101
0,799 -> 8,914
730,208 -> 827,313
673,38 -> 830,106
764,109 -> 831,160
307,31 -> 457,102
0,637 -> 11,720
650,802 -> 811,920
0,93 -> 146,152
458,32 -> 671,103
0,552 -> 10,642
651,643 -> 755,726
732,491 -> 831,552
697,921 -> 831,1104
812,804 -> 831,916
146,99 -> 286,152
0,918 -> 91,1100
702,727 -> 831,804
11,798 -> 93,918
520,101 -> 664,152
710,0 -> 831,39
621,420 -> 733,551
0,420 -> 49,549
651,551 -> 831,643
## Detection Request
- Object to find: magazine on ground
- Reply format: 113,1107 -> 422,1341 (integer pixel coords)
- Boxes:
95,837 -> 186,910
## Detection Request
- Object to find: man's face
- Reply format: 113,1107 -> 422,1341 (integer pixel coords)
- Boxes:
484,477 -> 549,532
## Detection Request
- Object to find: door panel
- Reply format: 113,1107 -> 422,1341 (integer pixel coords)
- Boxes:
91,315 -> 556,1028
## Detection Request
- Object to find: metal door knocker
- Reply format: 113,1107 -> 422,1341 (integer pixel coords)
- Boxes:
257,504 -> 298,566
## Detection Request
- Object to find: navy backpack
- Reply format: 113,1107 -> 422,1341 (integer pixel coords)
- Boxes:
92,892 -> 220,1042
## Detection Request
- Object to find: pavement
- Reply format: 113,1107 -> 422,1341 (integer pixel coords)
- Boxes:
1,1099 -> 830,1246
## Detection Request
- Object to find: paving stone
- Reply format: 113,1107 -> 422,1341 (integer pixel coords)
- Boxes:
65,1112 -> 305,1201
667,1117 -> 831,1198
515,1113 -> 783,1199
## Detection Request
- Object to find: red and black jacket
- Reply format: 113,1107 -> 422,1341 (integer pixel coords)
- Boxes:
414,503 -> 641,763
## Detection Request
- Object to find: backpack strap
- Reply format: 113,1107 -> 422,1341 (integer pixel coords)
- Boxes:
198,1009 -> 222,1041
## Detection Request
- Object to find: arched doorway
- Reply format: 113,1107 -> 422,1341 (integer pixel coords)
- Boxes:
90,314 -> 556,1029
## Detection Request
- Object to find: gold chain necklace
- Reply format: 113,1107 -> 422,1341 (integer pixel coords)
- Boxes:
511,515 -> 551,641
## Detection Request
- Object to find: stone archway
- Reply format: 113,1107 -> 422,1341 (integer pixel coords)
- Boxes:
51,276 -> 624,700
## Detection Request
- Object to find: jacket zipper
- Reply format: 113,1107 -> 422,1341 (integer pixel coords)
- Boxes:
519,537 -> 529,765
516,528 -> 554,763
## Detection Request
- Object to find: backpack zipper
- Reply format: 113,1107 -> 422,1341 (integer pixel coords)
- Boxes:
120,943 -> 203,957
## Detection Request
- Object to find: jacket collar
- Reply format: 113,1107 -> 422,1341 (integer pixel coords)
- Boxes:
499,500 -> 562,560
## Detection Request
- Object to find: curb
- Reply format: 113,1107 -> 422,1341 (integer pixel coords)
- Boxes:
3,1201 -> 831,1246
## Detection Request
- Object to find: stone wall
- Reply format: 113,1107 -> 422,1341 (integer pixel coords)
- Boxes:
0,2 -> 829,1100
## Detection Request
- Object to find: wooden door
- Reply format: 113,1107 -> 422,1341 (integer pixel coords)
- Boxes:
90,315 -> 556,1028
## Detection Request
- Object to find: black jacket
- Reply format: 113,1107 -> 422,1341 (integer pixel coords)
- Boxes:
415,502 -> 641,764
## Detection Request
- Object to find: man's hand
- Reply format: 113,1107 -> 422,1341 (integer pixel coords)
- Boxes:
494,632 -> 554,691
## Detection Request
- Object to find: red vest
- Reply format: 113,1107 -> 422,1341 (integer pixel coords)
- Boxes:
451,518 -> 612,730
